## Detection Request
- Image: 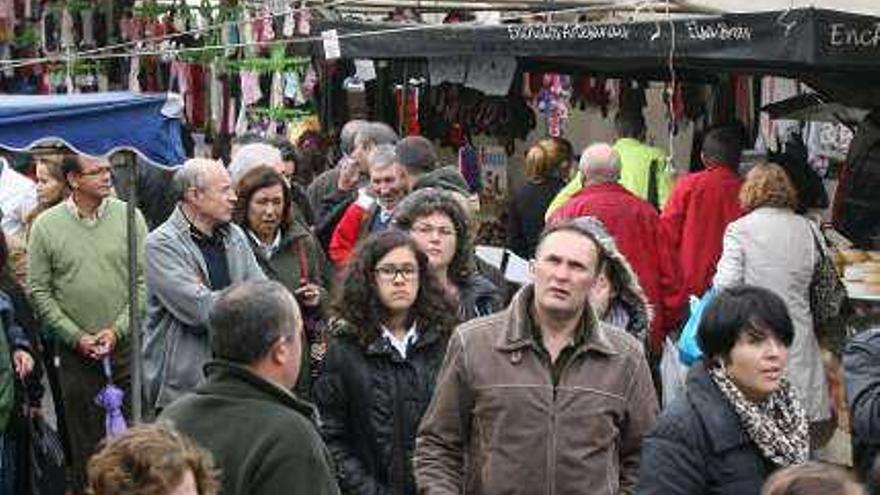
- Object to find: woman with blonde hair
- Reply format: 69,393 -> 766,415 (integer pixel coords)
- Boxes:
713,162 -> 831,434
507,137 -> 573,259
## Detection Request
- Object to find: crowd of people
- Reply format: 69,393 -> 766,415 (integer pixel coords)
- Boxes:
0,112 -> 874,495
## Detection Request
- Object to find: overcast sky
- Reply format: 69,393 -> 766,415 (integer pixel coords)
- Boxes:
687,0 -> 878,16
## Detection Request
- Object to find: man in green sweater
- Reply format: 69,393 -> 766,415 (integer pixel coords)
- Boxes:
27,154 -> 146,493
160,280 -> 340,495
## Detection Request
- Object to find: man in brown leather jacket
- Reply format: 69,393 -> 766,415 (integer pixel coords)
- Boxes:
415,219 -> 658,495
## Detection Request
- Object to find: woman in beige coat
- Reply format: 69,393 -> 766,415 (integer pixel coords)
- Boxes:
713,163 -> 830,426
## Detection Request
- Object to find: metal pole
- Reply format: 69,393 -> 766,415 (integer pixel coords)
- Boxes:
127,155 -> 142,423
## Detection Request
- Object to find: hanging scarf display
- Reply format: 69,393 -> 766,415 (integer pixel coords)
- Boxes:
458,144 -> 482,192
536,73 -> 572,137
394,82 -> 422,137
709,364 -> 809,467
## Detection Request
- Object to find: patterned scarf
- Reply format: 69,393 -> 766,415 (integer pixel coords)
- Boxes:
709,365 -> 809,467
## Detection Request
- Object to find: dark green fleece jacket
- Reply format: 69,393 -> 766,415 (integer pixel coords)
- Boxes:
159,360 -> 340,495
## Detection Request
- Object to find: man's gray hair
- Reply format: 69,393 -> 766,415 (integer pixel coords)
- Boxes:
368,143 -> 399,172
173,158 -> 221,201
209,280 -> 301,365
579,143 -> 622,184
340,119 -> 369,156
354,122 -> 399,150
228,143 -> 283,185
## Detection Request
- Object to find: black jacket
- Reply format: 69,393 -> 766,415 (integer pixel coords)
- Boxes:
159,361 -> 340,495
507,178 -> 564,259
457,273 -> 502,322
837,111 -> 880,248
843,328 -> 880,493
636,363 -> 775,495
313,320 -> 449,495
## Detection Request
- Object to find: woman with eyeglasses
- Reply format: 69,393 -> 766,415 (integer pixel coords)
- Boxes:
393,188 -> 502,322
313,229 -> 457,495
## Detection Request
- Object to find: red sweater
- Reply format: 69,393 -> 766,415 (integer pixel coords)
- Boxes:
551,182 -> 686,352
661,165 -> 743,299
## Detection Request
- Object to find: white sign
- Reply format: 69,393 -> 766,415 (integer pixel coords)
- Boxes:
354,59 -> 377,81
322,29 -> 341,60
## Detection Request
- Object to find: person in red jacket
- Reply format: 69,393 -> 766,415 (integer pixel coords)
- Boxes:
550,143 -> 685,354
661,124 -> 745,299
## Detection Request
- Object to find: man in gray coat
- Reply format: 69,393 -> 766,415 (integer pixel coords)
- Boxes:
143,158 -> 265,414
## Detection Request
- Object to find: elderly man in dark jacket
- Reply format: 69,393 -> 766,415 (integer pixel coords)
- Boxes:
159,280 -> 340,495
415,220 -> 658,495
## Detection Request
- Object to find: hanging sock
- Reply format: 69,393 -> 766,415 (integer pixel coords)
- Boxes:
235,99 -> 249,136
240,70 -> 262,106
80,8 -> 95,47
302,64 -> 318,99
60,6 -> 75,49
129,56 -> 141,92
283,7 -> 295,37
270,71 -> 284,109
210,63 -> 223,132
296,2 -> 311,36
283,71 -> 299,100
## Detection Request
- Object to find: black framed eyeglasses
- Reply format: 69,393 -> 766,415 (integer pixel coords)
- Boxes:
374,264 -> 418,282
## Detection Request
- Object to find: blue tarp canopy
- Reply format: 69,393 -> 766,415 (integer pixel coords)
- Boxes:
0,91 -> 185,168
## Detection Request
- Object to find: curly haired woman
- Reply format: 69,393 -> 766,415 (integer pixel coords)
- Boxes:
313,229 -> 457,495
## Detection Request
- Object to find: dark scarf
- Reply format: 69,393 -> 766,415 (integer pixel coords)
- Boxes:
709,364 -> 809,467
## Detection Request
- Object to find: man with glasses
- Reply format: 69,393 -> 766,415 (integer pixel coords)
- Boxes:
415,220 -> 658,495
27,154 -> 148,493
160,280 -> 340,495
143,158 -> 265,416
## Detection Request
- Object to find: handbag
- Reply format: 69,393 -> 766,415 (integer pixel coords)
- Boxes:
807,222 -> 847,331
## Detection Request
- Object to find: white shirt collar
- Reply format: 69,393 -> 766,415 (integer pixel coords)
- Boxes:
381,322 -> 418,359
248,229 -> 282,258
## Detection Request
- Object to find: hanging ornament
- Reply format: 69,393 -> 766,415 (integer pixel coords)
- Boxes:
302,63 -> 318,98
80,8 -> 95,47
296,1 -> 311,36
60,6 -> 75,49
283,70 -> 299,100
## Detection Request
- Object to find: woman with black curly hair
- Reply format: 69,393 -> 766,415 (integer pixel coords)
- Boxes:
313,229 -> 457,495
393,188 -> 501,322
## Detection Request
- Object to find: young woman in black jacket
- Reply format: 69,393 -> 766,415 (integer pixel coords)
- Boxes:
313,229 -> 458,495
636,286 -> 809,495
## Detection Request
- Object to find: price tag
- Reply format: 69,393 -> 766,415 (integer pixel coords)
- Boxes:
354,59 -> 377,81
322,29 -> 341,60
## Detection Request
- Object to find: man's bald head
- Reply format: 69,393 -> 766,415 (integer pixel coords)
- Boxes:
579,143 -> 621,185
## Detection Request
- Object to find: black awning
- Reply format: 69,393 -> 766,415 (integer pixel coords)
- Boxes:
315,8 -> 880,79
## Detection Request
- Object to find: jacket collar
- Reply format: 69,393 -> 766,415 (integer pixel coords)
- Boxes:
686,362 -> 753,454
705,163 -> 740,177
494,285 -> 616,356
170,205 -> 231,242
577,182 -> 631,197
199,360 -> 316,420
